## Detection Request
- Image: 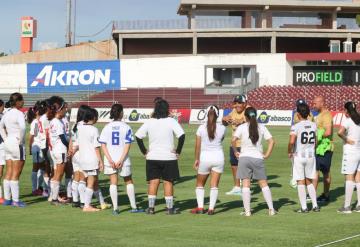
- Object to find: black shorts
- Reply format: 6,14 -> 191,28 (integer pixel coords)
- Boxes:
229,147 -> 241,166
316,151 -> 333,174
146,160 -> 180,182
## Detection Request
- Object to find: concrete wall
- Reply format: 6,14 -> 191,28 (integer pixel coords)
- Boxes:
0,40 -> 117,65
121,54 -> 288,88
0,64 -> 27,93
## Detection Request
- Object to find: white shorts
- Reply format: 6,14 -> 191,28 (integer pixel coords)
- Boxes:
293,156 -> 316,180
341,151 -> 360,175
72,152 -> 81,172
198,160 -> 224,175
104,165 -> 132,177
51,152 -> 67,167
82,169 -> 98,178
0,147 -> 5,165
4,137 -> 25,161
32,145 -> 44,163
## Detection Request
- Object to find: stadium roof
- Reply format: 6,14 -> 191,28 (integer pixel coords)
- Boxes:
178,0 -> 360,15
286,52 -> 360,61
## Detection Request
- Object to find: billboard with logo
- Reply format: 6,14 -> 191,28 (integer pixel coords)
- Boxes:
27,60 -> 120,93
256,110 -> 293,126
189,109 -> 224,124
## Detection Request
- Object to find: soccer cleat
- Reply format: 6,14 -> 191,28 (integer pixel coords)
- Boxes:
337,206 -> 352,214
0,198 -> 4,204
296,208 -> 309,213
268,209 -> 278,216
32,190 -> 43,196
353,205 -> 360,213
12,201 -> 26,208
42,190 -> 49,198
129,208 -> 145,213
2,199 -> 12,206
58,197 -> 71,204
190,207 -> 205,214
312,207 -> 321,212
207,209 -> 215,215
97,203 -> 112,210
317,193 -> 330,203
240,210 -> 251,217
225,187 -> 242,196
146,207 -> 155,215
166,207 -> 180,215
83,206 -> 100,212
112,209 -> 120,216
72,201 -> 81,208
80,203 -> 85,209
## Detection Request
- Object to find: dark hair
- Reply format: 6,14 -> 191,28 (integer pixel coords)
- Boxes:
8,92 -> 23,107
73,105 -> 91,133
27,101 -> 48,124
207,105 -> 219,141
245,107 -> 259,145
0,100 -> 4,107
153,97 -> 163,104
91,108 -> 99,122
110,104 -> 123,120
153,99 -> 169,119
83,108 -> 96,123
5,101 -> 10,108
345,101 -> 360,125
296,103 -> 310,119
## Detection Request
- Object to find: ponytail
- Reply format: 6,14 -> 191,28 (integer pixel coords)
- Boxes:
245,107 -> 259,145
345,101 -> 360,125
206,105 -> 219,140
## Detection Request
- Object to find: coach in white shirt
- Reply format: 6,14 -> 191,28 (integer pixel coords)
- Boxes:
136,99 -> 185,215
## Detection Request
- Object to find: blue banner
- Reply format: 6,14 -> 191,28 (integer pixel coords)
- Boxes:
27,60 -> 120,93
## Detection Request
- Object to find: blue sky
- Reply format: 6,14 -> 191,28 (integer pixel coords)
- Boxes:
1,0 -> 183,54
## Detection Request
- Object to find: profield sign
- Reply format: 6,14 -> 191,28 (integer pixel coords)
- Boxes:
27,60 -> 120,93
295,71 -> 342,85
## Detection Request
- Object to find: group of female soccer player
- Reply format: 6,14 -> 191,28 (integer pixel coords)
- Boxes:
0,92 -> 359,216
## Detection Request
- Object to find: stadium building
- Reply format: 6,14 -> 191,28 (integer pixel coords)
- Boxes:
0,0 -> 360,124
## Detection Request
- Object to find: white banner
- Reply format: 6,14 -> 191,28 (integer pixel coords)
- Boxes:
256,110 -> 293,126
189,109 -> 224,124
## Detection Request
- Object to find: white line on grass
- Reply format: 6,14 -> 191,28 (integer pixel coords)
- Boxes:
314,234 -> 360,247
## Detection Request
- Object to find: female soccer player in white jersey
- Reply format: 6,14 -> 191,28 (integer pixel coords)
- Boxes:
232,107 -> 276,216
61,104 -> 73,202
288,103 -> 319,213
136,99 -> 185,215
48,96 -> 69,205
100,104 -> 143,215
70,105 -> 90,208
0,100 -> 5,204
76,108 -> 103,212
0,93 -> 26,207
191,105 -> 226,215
337,102 -> 360,213
28,101 -> 47,196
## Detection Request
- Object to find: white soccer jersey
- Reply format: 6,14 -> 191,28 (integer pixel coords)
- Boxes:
196,123 -> 226,162
135,117 -> 185,161
0,108 -> 26,145
233,123 -> 272,160
99,121 -> 134,167
71,121 -> 84,150
30,119 -> 43,147
0,113 -> 4,148
77,124 -> 101,171
341,117 -> 360,153
49,118 -> 67,154
290,120 -> 317,158
62,116 -> 70,141
38,114 -> 50,149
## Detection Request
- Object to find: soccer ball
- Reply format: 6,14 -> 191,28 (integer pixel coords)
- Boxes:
289,178 -> 297,189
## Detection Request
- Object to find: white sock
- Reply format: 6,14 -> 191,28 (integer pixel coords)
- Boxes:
356,183 -> 360,207
126,184 -> 137,209
37,169 -> 44,189
242,187 -> 251,213
51,181 -> 60,201
94,189 -> 105,205
307,184 -> 318,208
209,187 -> 219,210
165,196 -> 173,209
43,176 -> 50,192
10,180 -> 19,202
31,172 -> 38,191
110,184 -> 118,210
344,180 -> 355,208
78,181 -> 86,204
3,179 -> 11,200
195,187 -> 205,208
148,195 -> 156,208
261,186 -> 274,210
0,184 -> 2,198
65,178 -> 72,198
84,188 -> 94,207
297,184 -> 307,210
71,181 -> 79,202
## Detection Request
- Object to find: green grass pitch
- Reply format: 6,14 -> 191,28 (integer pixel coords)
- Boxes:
0,124 -> 359,247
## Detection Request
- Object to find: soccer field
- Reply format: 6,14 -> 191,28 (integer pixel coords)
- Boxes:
0,124 -> 360,247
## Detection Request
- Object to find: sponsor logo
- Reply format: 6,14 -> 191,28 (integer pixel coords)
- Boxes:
128,110 -> 140,122
258,111 -> 292,124
257,111 -> 270,124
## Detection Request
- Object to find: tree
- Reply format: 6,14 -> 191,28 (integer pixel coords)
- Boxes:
0,52 -> 7,57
